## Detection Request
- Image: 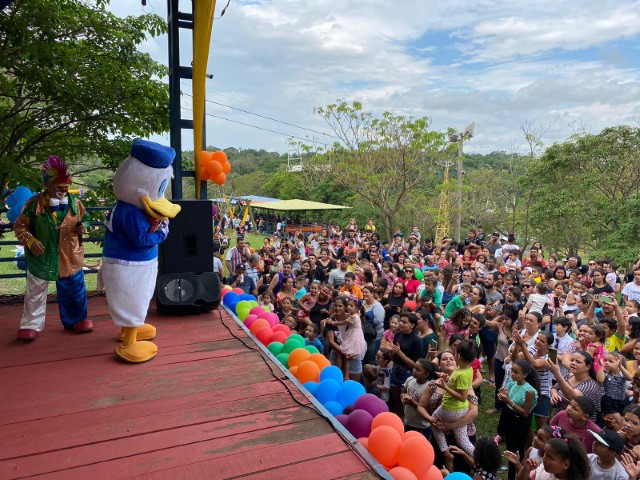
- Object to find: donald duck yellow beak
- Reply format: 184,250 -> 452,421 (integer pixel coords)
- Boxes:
141,196 -> 181,221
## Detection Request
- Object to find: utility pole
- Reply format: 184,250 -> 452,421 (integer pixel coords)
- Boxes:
448,122 -> 475,244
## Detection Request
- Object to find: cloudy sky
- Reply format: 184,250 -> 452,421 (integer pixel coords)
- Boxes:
109,0 -> 640,155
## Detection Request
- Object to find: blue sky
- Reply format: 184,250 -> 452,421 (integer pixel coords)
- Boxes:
109,0 -> 640,155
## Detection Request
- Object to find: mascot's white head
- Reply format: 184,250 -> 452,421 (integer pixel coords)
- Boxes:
113,139 -> 181,220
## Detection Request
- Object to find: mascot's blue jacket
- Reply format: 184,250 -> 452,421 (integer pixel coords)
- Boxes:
103,201 -> 168,262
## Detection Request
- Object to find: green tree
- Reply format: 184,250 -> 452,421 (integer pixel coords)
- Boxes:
523,125 -> 640,257
0,0 -> 170,190
311,100 -> 449,240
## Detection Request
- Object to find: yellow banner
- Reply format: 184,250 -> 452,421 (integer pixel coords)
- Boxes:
193,0 -> 217,198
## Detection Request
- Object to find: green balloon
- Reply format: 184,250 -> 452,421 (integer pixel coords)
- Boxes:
268,341 -> 284,356
237,308 -> 252,321
282,340 -> 301,354
276,352 -> 289,368
305,345 -> 319,354
288,334 -> 305,347
248,300 -> 259,308
262,305 -> 271,312
414,268 -> 424,281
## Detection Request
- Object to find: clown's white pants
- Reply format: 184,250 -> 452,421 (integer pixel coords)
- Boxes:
101,257 -> 157,328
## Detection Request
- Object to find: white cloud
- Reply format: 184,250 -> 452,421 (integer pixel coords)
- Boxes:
109,0 -> 640,155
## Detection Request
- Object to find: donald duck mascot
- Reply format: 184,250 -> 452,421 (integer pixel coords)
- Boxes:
101,139 -> 181,363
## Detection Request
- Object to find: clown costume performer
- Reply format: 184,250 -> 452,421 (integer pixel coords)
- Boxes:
100,140 -> 181,363
13,156 -> 92,341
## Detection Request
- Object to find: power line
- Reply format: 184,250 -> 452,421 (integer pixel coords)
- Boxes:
181,91 -> 339,141
181,105 -> 316,144
182,79 -> 332,131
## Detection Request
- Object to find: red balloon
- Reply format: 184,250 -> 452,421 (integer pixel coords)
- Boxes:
272,324 -> 291,336
388,467 -> 417,480
231,288 -> 244,295
269,330 -> 288,344
398,436 -> 434,477
417,465 -> 442,480
255,327 -> 272,345
367,425 -> 402,467
371,412 -> 404,436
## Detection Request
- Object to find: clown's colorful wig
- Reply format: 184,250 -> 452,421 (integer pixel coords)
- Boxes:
42,156 -> 72,186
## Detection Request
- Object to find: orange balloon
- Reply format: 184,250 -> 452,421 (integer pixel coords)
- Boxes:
288,348 -> 311,367
201,150 -> 213,163
417,465 -> 442,480
358,437 -> 368,449
221,160 -> 231,174
296,360 -> 320,383
401,431 -> 423,442
308,353 -> 331,371
398,436 -> 434,477
289,366 -> 298,377
249,319 -> 270,335
212,150 -> 227,164
371,412 -> 404,436
199,165 -> 211,181
388,467 -> 417,480
367,425 -> 402,467
206,159 -> 222,176
213,172 -> 226,185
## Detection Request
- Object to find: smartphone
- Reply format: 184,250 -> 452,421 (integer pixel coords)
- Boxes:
598,295 -> 612,304
549,348 -> 558,363
554,297 -> 560,308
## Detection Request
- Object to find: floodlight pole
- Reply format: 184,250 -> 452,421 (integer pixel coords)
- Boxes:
455,138 -> 463,243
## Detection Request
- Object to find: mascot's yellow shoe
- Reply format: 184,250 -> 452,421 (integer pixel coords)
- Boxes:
115,327 -> 158,363
116,323 -> 156,342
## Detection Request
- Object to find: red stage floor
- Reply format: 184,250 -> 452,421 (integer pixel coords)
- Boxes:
0,295 -> 382,479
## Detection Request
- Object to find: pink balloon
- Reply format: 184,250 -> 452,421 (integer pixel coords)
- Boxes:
243,314 -> 258,324
257,310 -> 271,320
250,306 -> 265,316
244,316 -> 258,330
266,312 -> 279,326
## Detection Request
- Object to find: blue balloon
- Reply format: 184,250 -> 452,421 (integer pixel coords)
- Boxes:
337,380 -> 366,408
222,291 -> 240,307
314,378 -> 341,404
7,208 -> 19,222
324,400 -> 344,416
238,293 -> 256,302
12,186 -> 32,201
319,365 -> 343,383
445,473 -> 473,480
6,194 -> 17,208
303,381 -> 319,395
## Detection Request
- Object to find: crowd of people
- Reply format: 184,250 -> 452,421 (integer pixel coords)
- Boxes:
218,218 -> 640,480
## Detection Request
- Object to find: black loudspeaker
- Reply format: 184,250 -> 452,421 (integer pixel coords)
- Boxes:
156,200 -> 220,314
156,272 -> 221,315
158,200 -> 213,275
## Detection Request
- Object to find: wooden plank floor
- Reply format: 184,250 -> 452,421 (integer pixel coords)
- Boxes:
0,295 -> 381,479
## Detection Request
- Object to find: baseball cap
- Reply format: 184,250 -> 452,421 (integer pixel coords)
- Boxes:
588,429 -> 624,454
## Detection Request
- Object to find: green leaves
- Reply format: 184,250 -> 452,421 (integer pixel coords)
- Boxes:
0,0 -> 170,188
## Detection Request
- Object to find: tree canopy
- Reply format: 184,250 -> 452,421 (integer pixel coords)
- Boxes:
0,0 -> 170,190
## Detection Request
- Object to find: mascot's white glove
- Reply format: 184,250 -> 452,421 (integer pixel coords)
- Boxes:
158,220 -> 169,238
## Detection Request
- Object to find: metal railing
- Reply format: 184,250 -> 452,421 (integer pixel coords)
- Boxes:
0,206 -> 110,280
